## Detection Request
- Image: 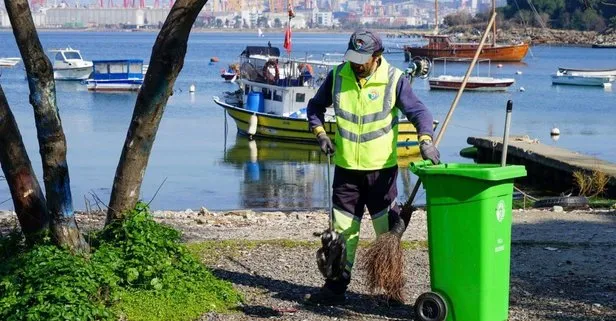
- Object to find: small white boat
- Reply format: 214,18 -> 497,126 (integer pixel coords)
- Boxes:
49,47 -> 93,80
0,57 -> 21,67
556,67 -> 616,77
86,59 -> 144,92
429,75 -> 515,91
428,57 -> 515,91
551,73 -> 616,86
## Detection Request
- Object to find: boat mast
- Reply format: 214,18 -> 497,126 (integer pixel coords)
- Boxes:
492,0 -> 496,46
434,0 -> 439,35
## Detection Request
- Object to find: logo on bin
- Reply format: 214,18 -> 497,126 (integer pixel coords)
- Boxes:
496,200 -> 505,222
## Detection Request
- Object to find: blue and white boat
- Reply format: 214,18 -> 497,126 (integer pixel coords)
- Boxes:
551,67 -> 616,86
86,59 -> 144,91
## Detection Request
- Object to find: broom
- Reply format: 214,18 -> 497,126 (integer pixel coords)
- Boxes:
360,12 -> 499,303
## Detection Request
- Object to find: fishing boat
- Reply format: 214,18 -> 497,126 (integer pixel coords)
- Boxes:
49,47 -> 93,80
85,59 -> 144,92
213,45 -> 436,151
404,0 -> 528,62
428,58 -> 515,91
0,57 -> 21,67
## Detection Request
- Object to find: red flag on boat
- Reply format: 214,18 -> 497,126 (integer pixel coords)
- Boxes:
283,27 -> 292,54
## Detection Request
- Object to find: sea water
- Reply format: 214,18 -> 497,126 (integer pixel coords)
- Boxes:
0,31 -> 614,210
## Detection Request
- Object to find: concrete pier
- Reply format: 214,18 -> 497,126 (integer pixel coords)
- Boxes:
467,136 -> 616,197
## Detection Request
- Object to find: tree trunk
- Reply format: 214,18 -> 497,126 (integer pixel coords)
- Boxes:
0,85 -> 49,245
5,0 -> 88,253
106,0 -> 208,223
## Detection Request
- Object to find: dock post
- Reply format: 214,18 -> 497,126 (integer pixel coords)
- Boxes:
501,100 -> 513,166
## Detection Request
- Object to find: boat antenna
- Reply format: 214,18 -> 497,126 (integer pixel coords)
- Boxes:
434,0 -> 439,35
286,0 -> 295,85
492,0 -> 496,47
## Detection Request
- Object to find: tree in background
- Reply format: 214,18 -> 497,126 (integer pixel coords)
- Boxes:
504,0 -> 612,30
444,11 -> 474,26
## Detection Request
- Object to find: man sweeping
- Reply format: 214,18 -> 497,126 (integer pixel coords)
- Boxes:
305,29 -> 440,305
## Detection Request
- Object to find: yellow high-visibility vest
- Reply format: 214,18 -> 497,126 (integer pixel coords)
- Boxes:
331,57 -> 403,170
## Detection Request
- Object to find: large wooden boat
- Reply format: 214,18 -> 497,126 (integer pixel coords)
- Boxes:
404,0 -> 529,62
404,35 -> 529,62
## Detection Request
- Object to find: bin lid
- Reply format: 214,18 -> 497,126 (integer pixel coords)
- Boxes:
410,161 -> 527,181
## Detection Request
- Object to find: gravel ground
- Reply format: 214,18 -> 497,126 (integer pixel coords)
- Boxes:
1,207 -> 615,321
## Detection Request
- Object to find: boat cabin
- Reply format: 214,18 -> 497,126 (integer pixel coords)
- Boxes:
87,59 -> 144,91
236,45 -> 339,116
50,47 -> 85,64
241,79 -> 315,117
92,59 -> 144,81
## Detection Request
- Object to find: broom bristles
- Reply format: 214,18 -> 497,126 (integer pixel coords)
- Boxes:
360,233 -> 405,303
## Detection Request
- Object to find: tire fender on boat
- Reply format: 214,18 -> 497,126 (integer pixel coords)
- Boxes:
248,113 -> 258,136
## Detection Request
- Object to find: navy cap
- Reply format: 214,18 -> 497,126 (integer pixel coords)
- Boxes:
344,29 -> 384,64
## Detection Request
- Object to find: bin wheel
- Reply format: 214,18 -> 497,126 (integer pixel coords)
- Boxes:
414,292 -> 447,321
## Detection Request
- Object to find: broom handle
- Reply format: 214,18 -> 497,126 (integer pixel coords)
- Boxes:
404,12 -> 498,210
327,152 -> 333,230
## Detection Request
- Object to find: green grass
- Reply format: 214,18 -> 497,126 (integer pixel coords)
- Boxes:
188,238 -> 429,263
587,197 -> 616,209
0,203 -> 241,321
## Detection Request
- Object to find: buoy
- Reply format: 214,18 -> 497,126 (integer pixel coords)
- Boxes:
497,64 -> 503,68
519,87 -> 525,92
604,83 -> 612,91
248,139 -> 258,163
551,135 -> 560,142
189,84 -> 196,92
248,113 -> 258,136
515,71 -> 522,75
210,56 -> 219,62
551,127 -> 560,136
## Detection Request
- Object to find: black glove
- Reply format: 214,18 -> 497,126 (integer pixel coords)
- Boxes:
317,132 -> 335,155
420,139 -> 440,164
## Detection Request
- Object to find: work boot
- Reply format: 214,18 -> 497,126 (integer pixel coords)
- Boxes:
303,285 -> 346,306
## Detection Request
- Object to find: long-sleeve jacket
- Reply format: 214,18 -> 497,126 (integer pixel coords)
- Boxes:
307,69 -> 434,138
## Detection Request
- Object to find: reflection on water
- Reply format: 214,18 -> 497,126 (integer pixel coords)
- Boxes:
222,135 -> 425,210
223,136 -> 327,209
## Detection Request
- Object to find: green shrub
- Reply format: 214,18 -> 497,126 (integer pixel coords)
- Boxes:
0,203 -> 241,321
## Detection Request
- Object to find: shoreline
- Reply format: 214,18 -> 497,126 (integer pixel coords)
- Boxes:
1,208 -> 615,320
0,26 -> 612,47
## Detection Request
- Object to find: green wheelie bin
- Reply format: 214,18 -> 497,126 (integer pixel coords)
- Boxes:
410,161 -> 527,321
